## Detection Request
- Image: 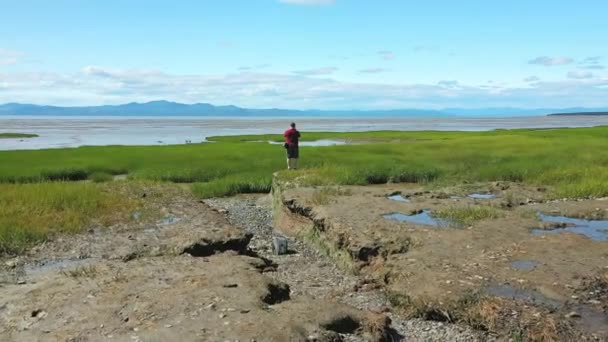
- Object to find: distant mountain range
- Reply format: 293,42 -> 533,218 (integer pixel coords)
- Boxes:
1,101 -> 607,117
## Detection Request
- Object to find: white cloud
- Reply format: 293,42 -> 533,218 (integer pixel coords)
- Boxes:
567,70 -> 594,79
293,67 -> 337,76
524,76 -> 540,82
581,56 -> 601,65
529,56 -> 573,66
437,80 -> 460,88
580,56 -> 604,70
279,0 -> 335,5
378,50 -> 395,61
582,65 -> 605,70
359,68 -> 386,74
1,67 -> 608,109
0,49 -> 24,65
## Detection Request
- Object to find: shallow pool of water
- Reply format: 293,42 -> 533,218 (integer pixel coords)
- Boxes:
25,258 -> 97,277
267,139 -> 348,147
383,210 -> 456,227
468,193 -> 497,199
486,284 -> 561,308
486,283 -> 608,334
531,214 -> 608,241
511,260 -> 539,271
387,194 -> 410,202
161,216 -> 181,225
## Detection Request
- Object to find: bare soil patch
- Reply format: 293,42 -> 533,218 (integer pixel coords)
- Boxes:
274,181 -> 608,340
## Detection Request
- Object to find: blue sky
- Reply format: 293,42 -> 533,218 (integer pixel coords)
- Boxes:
1,0 -> 607,109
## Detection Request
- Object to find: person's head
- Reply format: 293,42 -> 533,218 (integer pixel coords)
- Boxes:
290,122 -> 296,129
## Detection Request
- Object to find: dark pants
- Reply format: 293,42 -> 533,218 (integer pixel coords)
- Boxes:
286,144 -> 299,159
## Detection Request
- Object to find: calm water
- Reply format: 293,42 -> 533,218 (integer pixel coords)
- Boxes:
531,214 -> 608,241
2,115 -> 608,150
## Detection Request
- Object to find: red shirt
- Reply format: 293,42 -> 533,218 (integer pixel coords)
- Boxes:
284,128 -> 300,145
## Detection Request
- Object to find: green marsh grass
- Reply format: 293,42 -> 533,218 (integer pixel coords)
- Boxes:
89,172 -> 113,183
1,127 -> 608,198
0,182 -> 137,254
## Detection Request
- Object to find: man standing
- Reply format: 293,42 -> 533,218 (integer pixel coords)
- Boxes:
283,122 -> 301,170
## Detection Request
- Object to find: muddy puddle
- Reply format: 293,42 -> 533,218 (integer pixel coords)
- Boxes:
486,283 -> 561,308
383,210 -> 458,228
487,284 -> 608,335
532,214 -> 608,241
387,193 -> 410,202
261,140 -> 348,147
468,193 -> 497,199
25,258 -> 97,277
511,260 -> 539,271
161,216 -> 181,225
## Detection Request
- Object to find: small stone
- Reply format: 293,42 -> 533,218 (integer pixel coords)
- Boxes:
100,324 -> 104,328
133,328 -> 139,332
565,311 -> 581,318
4,260 -> 17,268
205,303 -> 216,310
17,280 -> 26,285
571,295 -> 579,300
226,308 -> 236,312
240,309 -> 251,314
272,236 -> 288,255
223,283 -> 238,288
164,324 -> 173,328
219,313 -> 227,319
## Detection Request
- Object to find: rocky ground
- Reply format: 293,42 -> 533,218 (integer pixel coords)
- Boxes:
0,183 -> 491,342
205,195 -> 492,342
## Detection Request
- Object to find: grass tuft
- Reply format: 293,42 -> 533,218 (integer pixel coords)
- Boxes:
89,172 -> 113,183
311,186 -> 352,205
61,265 -> 99,278
433,206 -> 504,226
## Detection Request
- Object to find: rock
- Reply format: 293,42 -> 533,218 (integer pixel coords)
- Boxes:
272,236 -> 288,255
31,309 -> 47,319
17,280 -> 26,285
565,311 -> 581,318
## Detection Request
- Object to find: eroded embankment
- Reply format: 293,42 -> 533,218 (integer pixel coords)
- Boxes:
272,176 -> 608,341
0,184 -> 394,342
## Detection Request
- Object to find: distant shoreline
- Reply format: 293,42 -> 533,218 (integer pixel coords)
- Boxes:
0,133 -> 39,139
548,112 -> 608,116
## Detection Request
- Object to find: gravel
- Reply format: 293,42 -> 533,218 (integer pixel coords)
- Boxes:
205,194 -> 494,341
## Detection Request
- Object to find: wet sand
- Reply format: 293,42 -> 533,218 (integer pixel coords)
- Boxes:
1,115 -> 608,150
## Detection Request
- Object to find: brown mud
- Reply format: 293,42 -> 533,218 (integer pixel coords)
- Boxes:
274,180 -> 608,340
